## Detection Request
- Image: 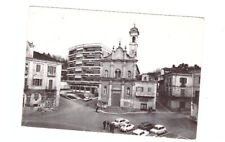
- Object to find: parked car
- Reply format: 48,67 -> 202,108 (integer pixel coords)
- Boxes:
111,118 -> 129,128
150,124 -> 167,135
83,97 -> 92,102
120,123 -> 135,132
132,129 -> 149,136
137,122 -> 154,131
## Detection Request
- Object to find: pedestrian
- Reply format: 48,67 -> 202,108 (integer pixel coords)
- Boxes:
109,123 -> 112,132
103,121 -> 106,129
111,123 -> 115,133
106,121 -> 110,129
96,106 -> 99,112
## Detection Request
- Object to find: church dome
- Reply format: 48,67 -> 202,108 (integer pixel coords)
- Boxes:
129,25 -> 139,35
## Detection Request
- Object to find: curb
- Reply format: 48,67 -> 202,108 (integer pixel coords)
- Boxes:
98,110 -> 149,115
98,110 -> 181,115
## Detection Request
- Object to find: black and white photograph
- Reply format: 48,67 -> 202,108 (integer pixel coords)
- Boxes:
20,6 -> 205,140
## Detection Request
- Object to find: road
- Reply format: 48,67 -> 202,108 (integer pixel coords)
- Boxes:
22,97 -> 197,139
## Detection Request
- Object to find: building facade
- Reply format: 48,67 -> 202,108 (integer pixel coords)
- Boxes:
67,43 -> 110,95
23,41 -> 62,109
98,26 -> 157,110
159,64 -> 201,112
190,69 -> 201,121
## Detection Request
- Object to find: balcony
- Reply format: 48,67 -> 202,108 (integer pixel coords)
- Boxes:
76,60 -> 82,65
76,53 -> 83,58
75,75 -> 82,78
47,72 -> 56,77
75,67 -> 82,71
135,92 -> 155,98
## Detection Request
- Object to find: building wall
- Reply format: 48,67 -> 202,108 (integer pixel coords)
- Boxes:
191,103 -> 198,120
101,61 -> 136,79
133,81 -> 157,110
99,79 -> 157,110
191,71 -> 200,120
164,73 -> 193,97
168,99 -> 191,111
24,58 -> 62,108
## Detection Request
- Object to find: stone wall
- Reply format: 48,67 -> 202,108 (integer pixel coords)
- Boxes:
23,89 -> 57,110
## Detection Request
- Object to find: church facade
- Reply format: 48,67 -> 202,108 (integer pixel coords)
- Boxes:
98,26 -> 157,110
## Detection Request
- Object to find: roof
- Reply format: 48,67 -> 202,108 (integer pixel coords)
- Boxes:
33,51 -> 61,63
129,25 -> 139,35
162,64 -> 201,75
69,43 -> 104,51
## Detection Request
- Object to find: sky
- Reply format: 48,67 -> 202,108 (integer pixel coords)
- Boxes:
27,6 -> 205,73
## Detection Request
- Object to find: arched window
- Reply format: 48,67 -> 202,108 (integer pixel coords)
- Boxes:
103,86 -> 107,95
132,36 -> 136,42
128,71 -> 132,78
127,87 -> 131,96
115,69 -> 121,78
104,70 -> 108,77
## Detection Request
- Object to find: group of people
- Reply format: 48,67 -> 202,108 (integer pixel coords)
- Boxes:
103,120 -> 115,133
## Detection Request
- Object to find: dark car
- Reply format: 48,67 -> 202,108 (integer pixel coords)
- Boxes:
137,122 -> 154,131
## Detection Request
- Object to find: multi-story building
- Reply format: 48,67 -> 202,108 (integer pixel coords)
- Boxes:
23,41 -> 62,109
98,25 -> 157,110
67,43 -> 111,95
159,64 -> 201,112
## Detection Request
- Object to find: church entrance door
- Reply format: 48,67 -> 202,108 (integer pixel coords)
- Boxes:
111,90 -> 121,106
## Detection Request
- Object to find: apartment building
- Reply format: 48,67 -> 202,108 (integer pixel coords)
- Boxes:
67,43 -> 110,95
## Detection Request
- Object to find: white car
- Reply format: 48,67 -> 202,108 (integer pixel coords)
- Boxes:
83,97 -> 92,101
111,118 -> 129,128
150,124 -> 167,135
132,129 -> 149,136
120,123 -> 135,132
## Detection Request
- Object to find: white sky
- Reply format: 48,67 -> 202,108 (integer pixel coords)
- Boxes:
27,6 -> 204,73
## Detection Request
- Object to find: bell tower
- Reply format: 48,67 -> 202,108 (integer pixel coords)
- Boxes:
129,24 -> 139,58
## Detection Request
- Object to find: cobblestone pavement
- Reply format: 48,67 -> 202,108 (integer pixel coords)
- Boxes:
22,97 -> 197,139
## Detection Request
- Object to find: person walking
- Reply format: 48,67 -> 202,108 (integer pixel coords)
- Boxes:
96,106 -> 99,112
109,123 -> 112,132
111,123 -> 115,133
103,121 -> 106,129
106,121 -> 110,129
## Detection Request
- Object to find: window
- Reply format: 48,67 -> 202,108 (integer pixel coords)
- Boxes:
25,63 -> 29,75
115,69 -> 121,78
144,77 -> 147,81
48,66 -> 56,76
136,87 -> 143,92
181,89 -> 185,96
140,103 -> 147,110
104,70 -> 109,77
103,86 -> 107,95
32,79 -> 42,86
24,78 -> 28,87
128,71 -> 131,78
169,78 -> 172,85
36,64 -> 41,72
180,77 -> 187,87
148,87 -> 151,92
127,87 -> 131,96
49,80 -> 53,90
132,36 -> 136,42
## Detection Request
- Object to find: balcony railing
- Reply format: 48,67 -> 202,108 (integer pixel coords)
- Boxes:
135,92 -> 155,98
47,72 -> 56,77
